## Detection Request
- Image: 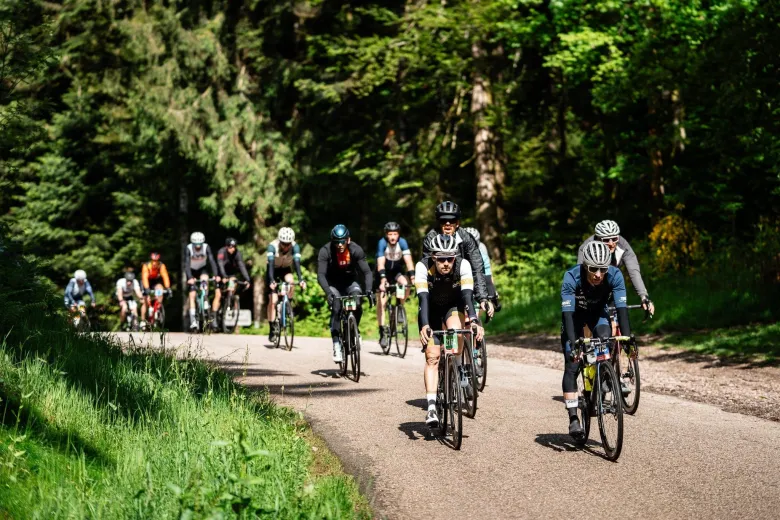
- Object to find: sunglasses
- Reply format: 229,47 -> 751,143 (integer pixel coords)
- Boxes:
600,236 -> 619,244
439,220 -> 457,226
587,266 -> 609,274
279,242 -> 292,247
333,239 -> 347,245
435,256 -> 456,264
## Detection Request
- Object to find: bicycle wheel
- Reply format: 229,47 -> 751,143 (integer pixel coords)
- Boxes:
461,340 -> 478,418
347,313 -> 361,382
381,304 -> 392,355
596,361 -> 624,461
283,300 -> 295,351
476,338 -> 488,392
619,347 -> 641,415
222,292 -> 239,334
153,303 -> 166,332
436,356 -> 447,434
446,356 -> 463,450
395,305 -> 408,358
339,315 -> 348,377
575,368 -> 592,446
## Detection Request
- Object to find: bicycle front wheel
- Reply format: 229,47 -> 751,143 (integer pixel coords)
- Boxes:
347,313 -> 361,382
381,304 -> 392,355
222,292 -> 239,333
284,300 -> 295,350
462,340 -> 478,418
446,356 -> 463,450
597,361 -> 624,461
620,348 -> 641,415
476,338 -> 488,392
339,315 -> 349,377
395,305 -> 408,358
576,367 -> 592,446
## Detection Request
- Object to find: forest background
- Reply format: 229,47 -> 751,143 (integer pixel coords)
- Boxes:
2,0 -> 779,349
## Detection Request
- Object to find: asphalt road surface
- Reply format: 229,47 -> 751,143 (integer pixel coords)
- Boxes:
118,332 -> 780,519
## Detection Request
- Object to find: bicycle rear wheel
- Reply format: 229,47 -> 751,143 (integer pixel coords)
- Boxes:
461,341 -> 478,418
395,305 -> 408,358
446,356 -> 463,450
619,347 -> 641,415
596,361 -> 624,461
283,301 -> 295,351
347,314 -> 361,382
476,338 -> 488,392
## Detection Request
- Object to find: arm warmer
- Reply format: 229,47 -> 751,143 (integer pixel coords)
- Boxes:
85,281 -> 95,300
217,249 -> 229,278
563,311 -> 577,348
294,257 -> 302,281
616,306 -> 631,337
461,288 -> 477,321
207,247 -> 218,276
358,257 -> 373,292
317,247 -> 331,293
237,251 -> 250,281
418,291 -> 430,329
184,248 -> 193,279
620,242 -> 649,299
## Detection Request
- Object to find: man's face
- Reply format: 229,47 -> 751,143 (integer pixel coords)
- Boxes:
151,260 -> 160,269
439,218 -> 459,236
334,238 -> 350,253
385,231 -> 399,245
76,279 -> 85,286
227,245 -> 237,254
600,235 -> 619,253
279,242 -> 291,252
585,266 -> 608,286
434,254 -> 455,275
194,244 -> 203,252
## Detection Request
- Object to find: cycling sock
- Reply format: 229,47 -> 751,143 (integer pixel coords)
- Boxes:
426,393 -> 436,411
189,308 -> 196,320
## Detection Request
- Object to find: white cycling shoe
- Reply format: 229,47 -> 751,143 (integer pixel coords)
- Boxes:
425,409 -> 439,428
332,340 -> 344,363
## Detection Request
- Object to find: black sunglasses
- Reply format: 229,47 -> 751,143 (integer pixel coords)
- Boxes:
600,236 -> 619,244
587,265 -> 609,274
333,239 -> 347,245
435,256 -> 456,264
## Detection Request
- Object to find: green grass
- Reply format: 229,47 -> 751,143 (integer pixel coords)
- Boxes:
0,238 -> 370,519
658,322 -> 780,362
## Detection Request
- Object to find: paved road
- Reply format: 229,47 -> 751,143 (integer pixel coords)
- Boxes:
119,332 -> 780,519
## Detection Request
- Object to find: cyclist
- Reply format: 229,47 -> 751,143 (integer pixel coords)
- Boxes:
422,201 -> 494,319
561,241 -> 633,440
577,220 -> 655,316
185,231 -> 220,331
116,269 -> 143,328
416,234 -> 484,428
376,221 -> 415,348
462,226 -> 500,310
64,269 -> 96,310
266,227 -> 306,342
317,224 -> 374,363
141,252 -> 171,327
215,237 -> 251,321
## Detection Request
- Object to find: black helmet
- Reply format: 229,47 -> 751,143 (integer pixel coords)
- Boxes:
435,201 -> 461,221
330,224 -> 350,241
225,237 -> 237,247
384,221 -> 400,232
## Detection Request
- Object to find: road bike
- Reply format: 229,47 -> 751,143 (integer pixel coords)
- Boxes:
221,279 -> 249,334
70,303 -> 90,332
190,278 -> 216,334
572,335 -> 625,461
121,299 -> 139,332
608,304 -> 652,415
430,328 -> 477,450
334,294 -> 367,382
382,282 -> 410,358
271,281 -> 295,350
145,287 -> 172,332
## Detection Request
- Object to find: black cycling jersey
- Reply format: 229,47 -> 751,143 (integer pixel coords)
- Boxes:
217,246 -> 250,280
422,228 -> 488,302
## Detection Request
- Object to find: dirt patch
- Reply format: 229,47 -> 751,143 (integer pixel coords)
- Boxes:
490,334 -> 780,422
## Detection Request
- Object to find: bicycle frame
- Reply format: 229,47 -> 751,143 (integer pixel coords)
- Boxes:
577,336 -> 629,398
277,282 -> 293,328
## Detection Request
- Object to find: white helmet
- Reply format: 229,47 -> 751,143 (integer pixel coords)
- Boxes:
74,269 -> 87,281
463,227 -> 480,242
582,241 -> 612,268
428,234 -> 459,256
190,231 -> 205,245
594,220 -> 620,238
278,227 -> 295,243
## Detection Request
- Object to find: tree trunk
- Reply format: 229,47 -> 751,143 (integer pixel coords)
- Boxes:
471,42 -> 506,262
252,207 -> 266,329
179,185 -> 189,330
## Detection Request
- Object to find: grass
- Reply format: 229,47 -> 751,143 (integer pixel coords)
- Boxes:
0,239 -> 369,519
658,322 -> 780,362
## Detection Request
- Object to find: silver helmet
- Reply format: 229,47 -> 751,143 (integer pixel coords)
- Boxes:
582,241 -> 612,268
463,227 -> 480,242
594,220 -> 620,239
428,234 -> 458,256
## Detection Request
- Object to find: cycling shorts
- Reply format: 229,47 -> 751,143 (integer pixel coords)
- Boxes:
146,277 -> 165,289
427,304 -> 465,345
266,267 -> 293,294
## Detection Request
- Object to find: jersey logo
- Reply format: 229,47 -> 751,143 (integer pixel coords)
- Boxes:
336,249 -> 351,268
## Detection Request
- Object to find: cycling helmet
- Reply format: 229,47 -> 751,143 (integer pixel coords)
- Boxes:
225,237 -> 237,247
124,271 -> 136,282
582,241 -> 612,268
594,220 -> 620,239
435,201 -> 461,220
330,224 -> 350,241
428,234 -> 459,256
74,269 -> 87,281
150,252 -> 161,262
384,221 -> 400,232
278,227 -> 295,243
190,231 -> 205,245
463,227 -> 480,242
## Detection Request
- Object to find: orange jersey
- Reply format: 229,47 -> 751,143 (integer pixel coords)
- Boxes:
142,262 -> 170,289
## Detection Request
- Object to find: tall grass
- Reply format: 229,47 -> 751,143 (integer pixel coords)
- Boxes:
0,236 -> 368,518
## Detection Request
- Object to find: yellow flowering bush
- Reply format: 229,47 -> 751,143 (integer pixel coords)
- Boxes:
649,215 -> 704,274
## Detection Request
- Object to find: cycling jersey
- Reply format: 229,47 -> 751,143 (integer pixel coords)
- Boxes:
415,257 -> 477,327
142,262 -> 170,289
116,278 -> 141,300
577,236 -> 648,299
422,228 -> 488,302
266,239 -> 302,281
376,237 -> 410,266
184,243 -> 217,279
64,278 -> 95,307
218,247 -> 250,280
317,242 -> 373,292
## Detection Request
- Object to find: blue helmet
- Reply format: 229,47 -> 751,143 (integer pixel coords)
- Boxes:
330,224 -> 350,241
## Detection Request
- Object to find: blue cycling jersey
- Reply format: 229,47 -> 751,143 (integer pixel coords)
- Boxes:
561,265 -> 627,314
376,237 -> 410,270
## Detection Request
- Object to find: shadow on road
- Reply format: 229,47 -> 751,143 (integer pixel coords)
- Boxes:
551,396 -> 564,403
311,368 -> 342,379
368,351 -> 406,359
398,421 -> 437,441
535,433 -> 600,457
405,398 -> 427,410
240,381 -> 380,398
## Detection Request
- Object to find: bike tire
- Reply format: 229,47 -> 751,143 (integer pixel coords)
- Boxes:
436,356 -> 447,436
462,340 -> 478,419
284,300 -> 295,351
476,338 -> 488,392
222,292 -> 239,334
597,361 -> 624,461
447,356 -> 463,450
348,313 -> 361,382
620,349 -> 641,415
576,368 -> 592,446
339,315 -> 348,377
395,305 -> 408,358
381,304 -> 392,355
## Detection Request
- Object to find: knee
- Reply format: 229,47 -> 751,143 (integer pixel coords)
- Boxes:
562,361 -> 579,393
426,354 -> 439,367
